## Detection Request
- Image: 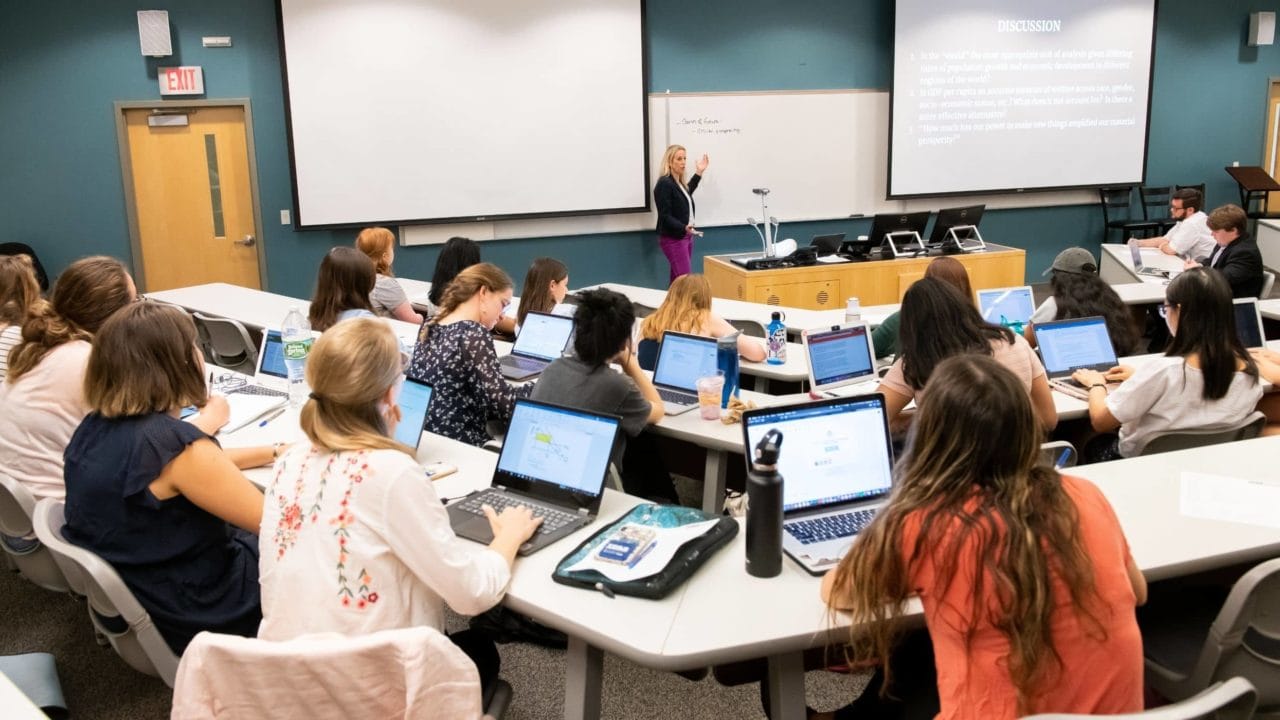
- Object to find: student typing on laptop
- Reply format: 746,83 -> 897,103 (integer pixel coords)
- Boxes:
1072,268 -> 1263,462
816,355 -> 1146,720
637,274 -> 766,364
1024,248 -> 1140,356
259,318 -> 540,694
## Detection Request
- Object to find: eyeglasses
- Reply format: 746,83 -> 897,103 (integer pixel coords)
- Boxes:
1158,303 -> 1177,318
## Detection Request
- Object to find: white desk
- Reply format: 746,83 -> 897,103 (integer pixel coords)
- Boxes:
1261,298 -> 1280,321
1098,243 -> 1184,305
397,277 -> 432,309
1258,219 -> 1280,273
593,282 -> 848,334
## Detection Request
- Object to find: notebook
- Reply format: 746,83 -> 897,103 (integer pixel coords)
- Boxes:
741,394 -> 896,575
1128,240 -> 1169,278
801,323 -> 876,394
976,286 -> 1035,329
448,400 -> 621,555
1033,316 -> 1120,400
1234,297 -> 1267,350
391,377 -> 433,450
499,311 -> 575,381
652,331 -> 720,415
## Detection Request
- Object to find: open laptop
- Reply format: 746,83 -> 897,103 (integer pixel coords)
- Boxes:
976,286 -> 1035,330
742,394 -> 895,575
809,233 -> 845,256
1033,316 -> 1120,400
499,311 -> 574,381
1128,240 -> 1169,278
448,400 -> 621,555
1234,297 -> 1267,349
652,331 -> 720,415
391,377 -> 433,450
225,329 -> 291,397
801,323 -> 876,395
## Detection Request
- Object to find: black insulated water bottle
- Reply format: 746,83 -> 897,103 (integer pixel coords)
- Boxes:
746,428 -> 783,578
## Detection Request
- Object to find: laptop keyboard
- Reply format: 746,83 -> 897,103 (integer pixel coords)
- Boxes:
229,384 -> 289,399
503,356 -> 544,371
657,388 -> 697,405
454,492 -> 578,535
785,509 -> 878,545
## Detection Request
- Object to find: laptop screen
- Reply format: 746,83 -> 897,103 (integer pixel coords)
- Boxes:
1234,298 -> 1265,349
495,400 -> 620,507
1034,317 -> 1118,375
743,396 -> 894,513
804,325 -> 874,389
512,311 -> 574,361
392,377 -> 432,450
258,330 -> 288,379
977,287 -> 1035,327
1128,240 -> 1144,269
653,332 -> 719,392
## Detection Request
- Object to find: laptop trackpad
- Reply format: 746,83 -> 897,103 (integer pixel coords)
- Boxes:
455,514 -> 494,544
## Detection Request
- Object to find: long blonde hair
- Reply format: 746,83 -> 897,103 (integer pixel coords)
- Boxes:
354,227 -> 395,276
0,254 -> 42,326
827,355 -> 1104,713
640,273 -> 711,340
658,144 -> 687,188
300,317 -> 414,457
427,262 -> 512,327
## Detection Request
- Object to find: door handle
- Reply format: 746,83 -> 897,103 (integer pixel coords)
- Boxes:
235,235 -> 256,247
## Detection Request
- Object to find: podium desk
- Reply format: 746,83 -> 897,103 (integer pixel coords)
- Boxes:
1225,165 -> 1280,218
703,244 -> 1025,309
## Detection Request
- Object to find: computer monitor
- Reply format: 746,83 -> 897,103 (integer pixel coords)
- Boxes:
929,204 -> 985,246
867,211 -> 930,255
809,233 -> 845,256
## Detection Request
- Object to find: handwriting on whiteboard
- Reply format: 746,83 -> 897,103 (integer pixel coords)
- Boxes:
676,116 -> 742,135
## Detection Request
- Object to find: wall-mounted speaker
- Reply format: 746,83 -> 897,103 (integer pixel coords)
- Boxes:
138,10 -> 173,57
1249,11 -> 1275,47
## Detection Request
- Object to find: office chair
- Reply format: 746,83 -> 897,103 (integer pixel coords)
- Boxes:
1261,270 -> 1275,300
1139,413 -> 1265,456
726,319 -> 767,338
192,312 -> 258,375
1100,186 -> 1162,242
0,473 -> 69,592
1022,677 -> 1257,719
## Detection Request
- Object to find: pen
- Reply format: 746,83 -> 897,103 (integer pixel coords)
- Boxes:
258,407 -> 287,427
1055,448 -> 1070,468
594,582 -> 616,599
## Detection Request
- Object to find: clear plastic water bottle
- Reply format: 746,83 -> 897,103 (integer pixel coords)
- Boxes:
281,306 -> 312,406
765,311 -> 786,365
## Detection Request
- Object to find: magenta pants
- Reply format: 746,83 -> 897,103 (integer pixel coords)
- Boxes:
659,233 -> 694,285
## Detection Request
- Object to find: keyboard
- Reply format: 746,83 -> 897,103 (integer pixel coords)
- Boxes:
785,508 -> 878,545
502,355 -> 546,371
657,388 -> 697,405
454,491 -> 578,535
230,384 -> 289,399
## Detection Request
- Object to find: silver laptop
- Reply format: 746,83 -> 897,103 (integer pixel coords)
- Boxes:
1234,298 -> 1267,350
742,394 -> 895,575
801,323 -> 876,395
499,311 -> 574,381
1033,316 -> 1120,400
391,377 -> 433,451
976,286 -> 1035,330
652,331 -> 720,415
1128,240 -> 1169,278
448,400 -> 621,555
223,329 -> 290,398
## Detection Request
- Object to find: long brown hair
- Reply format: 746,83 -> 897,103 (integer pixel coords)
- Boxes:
427,262 -> 512,327
924,256 -> 972,301
85,303 -> 209,417
639,273 -> 712,340
828,355 -> 1103,712
8,256 -> 133,382
309,247 -> 376,332
0,254 -> 42,326
300,317 -> 414,457
517,257 -> 568,330
354,227 -> 396,276
898,277 -> 1013,390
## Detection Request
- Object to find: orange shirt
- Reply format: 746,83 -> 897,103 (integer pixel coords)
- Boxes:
903,475 -> 1143,720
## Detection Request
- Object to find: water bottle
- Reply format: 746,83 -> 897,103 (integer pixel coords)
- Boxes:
845,297 -> 861,323
281,306 -> 312,406
716,332 -> 740,408
765,311 -> 787,365
746,428 -> 784,578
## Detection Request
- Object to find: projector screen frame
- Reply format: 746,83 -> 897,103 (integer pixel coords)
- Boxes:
885,0 -> 1161,201
274,0 -> 653,230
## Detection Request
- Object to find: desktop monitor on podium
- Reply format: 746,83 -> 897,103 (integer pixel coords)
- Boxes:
866,211 -> 930,257
928,204 -> 986,250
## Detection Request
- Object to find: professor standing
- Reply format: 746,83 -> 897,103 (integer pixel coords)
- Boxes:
654,145 -> 709,285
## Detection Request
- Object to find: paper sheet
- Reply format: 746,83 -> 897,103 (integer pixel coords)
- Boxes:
1180,472 -> 1280,529
815,255 -> 850,264
564,518 -> 720,583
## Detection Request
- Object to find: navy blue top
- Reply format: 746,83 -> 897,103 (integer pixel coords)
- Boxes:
62,412 -> 261,653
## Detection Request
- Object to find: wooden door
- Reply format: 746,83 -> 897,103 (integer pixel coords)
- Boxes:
124,107 -> 261,291
1266,80 -> 1280,211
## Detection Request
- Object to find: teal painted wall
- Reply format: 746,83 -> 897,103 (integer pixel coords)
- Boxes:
1,1 -> 1276,298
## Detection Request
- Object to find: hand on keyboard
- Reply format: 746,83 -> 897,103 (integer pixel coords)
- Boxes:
482,504 -> 543,554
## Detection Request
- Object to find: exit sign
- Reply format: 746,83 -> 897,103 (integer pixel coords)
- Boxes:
159,66 -> 204,96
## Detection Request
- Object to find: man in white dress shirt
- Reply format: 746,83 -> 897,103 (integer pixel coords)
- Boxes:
1135,188 -> 1216,261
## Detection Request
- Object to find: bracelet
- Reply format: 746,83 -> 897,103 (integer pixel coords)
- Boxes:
1089,383 -> 1108,392
271,442 -> 283,460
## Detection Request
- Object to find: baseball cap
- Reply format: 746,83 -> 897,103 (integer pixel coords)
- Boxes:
1042,248 -> 1097,276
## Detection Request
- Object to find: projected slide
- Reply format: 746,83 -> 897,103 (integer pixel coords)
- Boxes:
891,0 -> 1155,196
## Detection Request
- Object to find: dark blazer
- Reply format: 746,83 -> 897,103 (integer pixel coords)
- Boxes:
653,173 -> 701,238
1201,233 -> 1264,298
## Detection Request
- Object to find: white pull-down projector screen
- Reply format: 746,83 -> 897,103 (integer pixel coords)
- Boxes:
889,0 -> 1156,198
278,0 -> 648,228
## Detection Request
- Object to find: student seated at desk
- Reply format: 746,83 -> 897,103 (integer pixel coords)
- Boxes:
1182,204 -> 1264,299
309,247 -> 378,332
426,236 -> 517,336
62,303 -> 275,654
511,257 -> 569,336
531,288 -> 676,502
408,263 -> 532,447
822,355 -> 1146,720
0,253 -> 42,378
1250,347 -> 1280,436
1025,248 -> 1139,356
1073,268 -> 1262,462
878,278 -> 1056,434
872,256 -> 972,359
0,256 -> 135,504
355,226 -> 424,324
258,318 -> 540,692
637,273 -> 765,364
